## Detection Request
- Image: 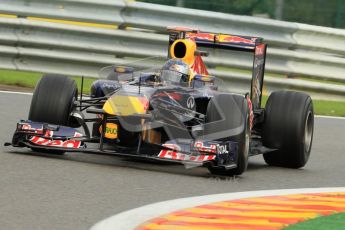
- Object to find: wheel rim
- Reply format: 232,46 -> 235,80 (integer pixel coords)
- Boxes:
244,127 -> 250,157
243,115 -> 250,160
304,111 -> 313,153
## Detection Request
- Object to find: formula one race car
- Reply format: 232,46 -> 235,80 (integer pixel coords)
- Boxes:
5,27 -> 314,176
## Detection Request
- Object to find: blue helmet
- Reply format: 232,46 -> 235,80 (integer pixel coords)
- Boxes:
161,59 -> 190,85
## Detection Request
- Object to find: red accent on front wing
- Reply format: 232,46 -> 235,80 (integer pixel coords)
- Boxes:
158,149 -> 215,162
29,136 -> 81,149
19,124 -> 44,134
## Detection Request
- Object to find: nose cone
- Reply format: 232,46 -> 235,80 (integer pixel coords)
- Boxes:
103,95 -> 148,116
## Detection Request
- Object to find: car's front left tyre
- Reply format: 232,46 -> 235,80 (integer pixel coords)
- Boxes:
28,74 -> 78,154
29,74 -> 78,125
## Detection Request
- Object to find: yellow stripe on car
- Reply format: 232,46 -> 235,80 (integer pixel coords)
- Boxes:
103,95 -> 147,116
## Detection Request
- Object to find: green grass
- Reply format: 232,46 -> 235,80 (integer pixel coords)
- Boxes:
216,66 -> 345,86
0,69 -> 42,87
298,76 -> 345,86
0,69 -> 344,117
313,100 -> 345,117
261,95 -> 345,117
0,69 -> 94,94
284,212 -> 345,230
216,66 -> 286,78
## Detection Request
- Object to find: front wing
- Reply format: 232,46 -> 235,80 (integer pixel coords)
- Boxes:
8,120 -> 239,169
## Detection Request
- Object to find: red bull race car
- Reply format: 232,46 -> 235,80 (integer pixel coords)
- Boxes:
5,27 -> 314,176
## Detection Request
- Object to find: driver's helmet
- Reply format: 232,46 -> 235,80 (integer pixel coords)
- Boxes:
160,59 -> 190,86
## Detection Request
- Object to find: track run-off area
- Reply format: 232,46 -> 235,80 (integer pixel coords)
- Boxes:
0,91 -> 344,230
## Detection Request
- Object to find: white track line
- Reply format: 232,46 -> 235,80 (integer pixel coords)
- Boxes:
316,115 -> 345,120
0,90 -> 33,96
91,187 -> 345,230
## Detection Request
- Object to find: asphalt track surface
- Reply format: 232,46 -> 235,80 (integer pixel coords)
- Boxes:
0,91 -> 344,230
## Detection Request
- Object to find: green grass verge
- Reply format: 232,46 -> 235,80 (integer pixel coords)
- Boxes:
1,69 -> 345,117
284,212 -> 345,230
261,95 -> 345,117
0,69 -> 94,94
216,66 -> 345,86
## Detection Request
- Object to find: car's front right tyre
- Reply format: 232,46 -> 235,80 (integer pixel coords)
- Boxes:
204,94 -> 250,176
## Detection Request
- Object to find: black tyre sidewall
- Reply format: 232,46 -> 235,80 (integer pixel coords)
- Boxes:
205,94 -> 249,176
29,74 -> 77,126
263,91 -> 314,168
28,74 -> 78,154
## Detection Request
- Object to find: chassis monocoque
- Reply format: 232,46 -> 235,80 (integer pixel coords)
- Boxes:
6,27 -> 314,176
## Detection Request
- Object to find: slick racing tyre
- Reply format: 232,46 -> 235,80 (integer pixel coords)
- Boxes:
262,91 -> 314,168
28,74 -> 78,154
205,94 -> 250,176
29,74 -> 78,126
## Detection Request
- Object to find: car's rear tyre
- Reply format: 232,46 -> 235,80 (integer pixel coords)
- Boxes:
28,74 -> 78,154
262,91 -> 314,168
205,94 -> 249,176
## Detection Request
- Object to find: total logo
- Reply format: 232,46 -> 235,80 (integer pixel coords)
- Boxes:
218,144 -> 229,154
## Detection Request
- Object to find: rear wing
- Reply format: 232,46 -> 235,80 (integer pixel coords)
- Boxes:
168,26 -> 267,109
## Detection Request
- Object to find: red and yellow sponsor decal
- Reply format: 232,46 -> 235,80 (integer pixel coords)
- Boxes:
136,192 -> 345,230
187,32 -> 215,41
217,34 -> 256,45
186,32 -> 257,45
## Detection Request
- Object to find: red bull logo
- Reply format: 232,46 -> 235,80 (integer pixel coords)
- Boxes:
187,32 -> 215,41
217,34 -> 256,45
191,55 -> 209,75
30,136 -> 82,149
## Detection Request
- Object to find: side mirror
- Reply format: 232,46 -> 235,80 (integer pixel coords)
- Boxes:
107,66 -> 134,81
192,74 -> 217,90
194,50 -> 209,57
